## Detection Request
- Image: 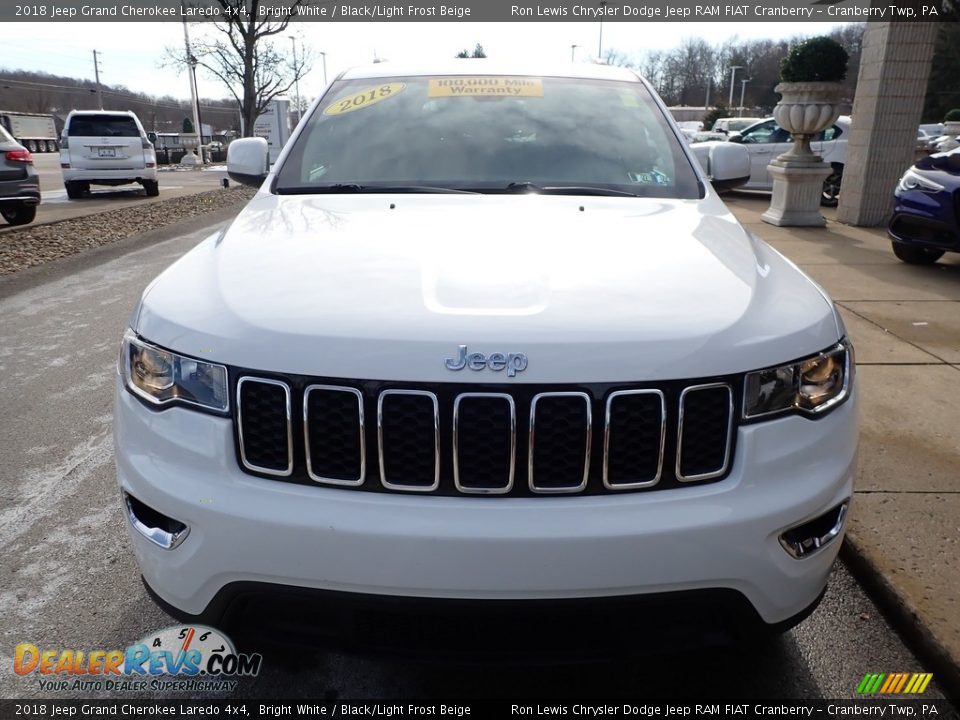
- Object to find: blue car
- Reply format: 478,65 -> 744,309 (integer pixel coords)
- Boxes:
889,146 -> 960,264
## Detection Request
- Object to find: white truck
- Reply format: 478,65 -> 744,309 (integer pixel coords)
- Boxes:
0,111 -> 58,153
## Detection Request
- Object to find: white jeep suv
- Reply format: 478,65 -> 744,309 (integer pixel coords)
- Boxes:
115,62 -> 857,653
60,110 -> 158,199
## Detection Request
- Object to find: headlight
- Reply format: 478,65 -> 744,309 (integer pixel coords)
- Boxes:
744,341 -> 852,420
120,330 -> 229,413
896,169 -> 944,194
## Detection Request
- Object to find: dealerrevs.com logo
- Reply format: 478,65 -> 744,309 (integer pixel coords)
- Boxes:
14,625 -> 262,693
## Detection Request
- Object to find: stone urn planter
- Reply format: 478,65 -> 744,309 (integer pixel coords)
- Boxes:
761,81 -> 844,227
762,36 -> 850,228
771,82 -> 843,165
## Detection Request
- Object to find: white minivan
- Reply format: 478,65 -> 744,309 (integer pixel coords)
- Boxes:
60,110 -> 158,199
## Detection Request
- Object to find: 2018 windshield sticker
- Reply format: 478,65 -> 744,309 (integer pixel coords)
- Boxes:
324,83 -> 405,116
428,77 -> 543,98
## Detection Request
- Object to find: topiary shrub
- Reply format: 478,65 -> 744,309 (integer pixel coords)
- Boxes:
945,109 -> 960,122
779,37 -> 849,83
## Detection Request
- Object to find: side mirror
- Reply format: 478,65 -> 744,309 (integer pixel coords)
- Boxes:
690,141 -> 751,191
227,137 -> 269,187
727,134 -> 744,144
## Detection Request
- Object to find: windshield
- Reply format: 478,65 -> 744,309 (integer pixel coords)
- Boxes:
275,75 -> 701,198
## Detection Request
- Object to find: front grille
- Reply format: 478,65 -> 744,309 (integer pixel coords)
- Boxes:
378,390 -> 439,492
233,374 -> 738,497
453,393 -> 515,494
237,377 -> 292,476
677,384 -> 734,481
529,393 -> 591,493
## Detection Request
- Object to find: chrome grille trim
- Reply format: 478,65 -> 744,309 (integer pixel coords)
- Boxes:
236,376 -> 293,477
303,384 -> 365,487
603,389 -> 666,490
377,389 -> 440,492
528,391 -> 592,495
676,382 -> 734,482
453,392 -> 516,495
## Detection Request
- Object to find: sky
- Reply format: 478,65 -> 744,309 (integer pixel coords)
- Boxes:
4,21 -> 850,104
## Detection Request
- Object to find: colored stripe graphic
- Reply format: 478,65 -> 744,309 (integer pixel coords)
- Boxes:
857,672 -> 932,694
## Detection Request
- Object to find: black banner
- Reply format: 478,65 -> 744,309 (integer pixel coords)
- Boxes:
3,0 -> 956,22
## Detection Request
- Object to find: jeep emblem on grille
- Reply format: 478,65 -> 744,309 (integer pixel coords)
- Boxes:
444,345 -> 528,377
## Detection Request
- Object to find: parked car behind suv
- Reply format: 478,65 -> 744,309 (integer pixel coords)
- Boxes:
116,62 -> 857,654
59,110 -> 158,199
889,146 -> 960,264
730,116 -> 850,207
0,124 -> 40,226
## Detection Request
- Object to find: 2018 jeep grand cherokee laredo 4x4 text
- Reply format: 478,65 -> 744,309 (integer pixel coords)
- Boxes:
115,62 -> 857,651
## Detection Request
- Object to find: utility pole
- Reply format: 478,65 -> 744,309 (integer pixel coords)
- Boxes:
181,4 -> 203,162
728,65 -> 743,108
289,36 -> 302,125
92,50 -> 104,109
597,2 -> 606,60
704,76 -> 711,113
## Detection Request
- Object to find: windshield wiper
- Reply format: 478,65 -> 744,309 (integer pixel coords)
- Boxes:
498,182 -> 640,197
276,184 -> 479,195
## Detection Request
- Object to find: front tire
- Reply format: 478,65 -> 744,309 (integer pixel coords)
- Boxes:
1,203 -> 37,226
821,165 -> 842,207
892,241 -> 944,265
143,180 -> 160,197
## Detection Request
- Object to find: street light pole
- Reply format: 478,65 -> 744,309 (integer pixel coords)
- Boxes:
571,44 -> 580,62
704,76 -> 711,113
319,51 -> 328,87
289,36 -> 302,124
728,65 -> 743,108
597,2 -> 606,59
739,78 -> 750,117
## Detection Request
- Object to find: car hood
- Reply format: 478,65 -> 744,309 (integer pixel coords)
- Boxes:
136,192 -> 841,382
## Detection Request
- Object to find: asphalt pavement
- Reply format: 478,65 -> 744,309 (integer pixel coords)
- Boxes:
0,209 -> 952,701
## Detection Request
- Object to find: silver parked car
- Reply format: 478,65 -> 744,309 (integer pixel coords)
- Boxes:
0,124 -> 40,226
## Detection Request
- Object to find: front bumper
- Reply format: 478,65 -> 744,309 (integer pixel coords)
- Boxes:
889,188 -> 960,252
115,378 -> 857,626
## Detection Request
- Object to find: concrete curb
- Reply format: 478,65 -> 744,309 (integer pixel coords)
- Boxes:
841,534 -> 960,700
0,204 -> 244,301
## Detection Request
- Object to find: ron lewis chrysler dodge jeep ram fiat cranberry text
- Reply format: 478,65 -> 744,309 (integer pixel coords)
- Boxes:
115,62 -> 857,650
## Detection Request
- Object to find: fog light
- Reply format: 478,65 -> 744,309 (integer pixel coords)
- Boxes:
779,501 -> 848,559
124,493 -> 190,550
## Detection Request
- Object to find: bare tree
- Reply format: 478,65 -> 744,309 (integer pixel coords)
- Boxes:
168,0 -> 314,136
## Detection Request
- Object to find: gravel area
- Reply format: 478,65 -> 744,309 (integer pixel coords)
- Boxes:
0,186 -> 256,275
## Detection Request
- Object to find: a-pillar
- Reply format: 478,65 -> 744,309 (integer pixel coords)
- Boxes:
836,22 -> 939,227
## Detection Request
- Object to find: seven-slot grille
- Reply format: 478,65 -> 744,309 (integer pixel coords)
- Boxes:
233,376 -> 736,496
